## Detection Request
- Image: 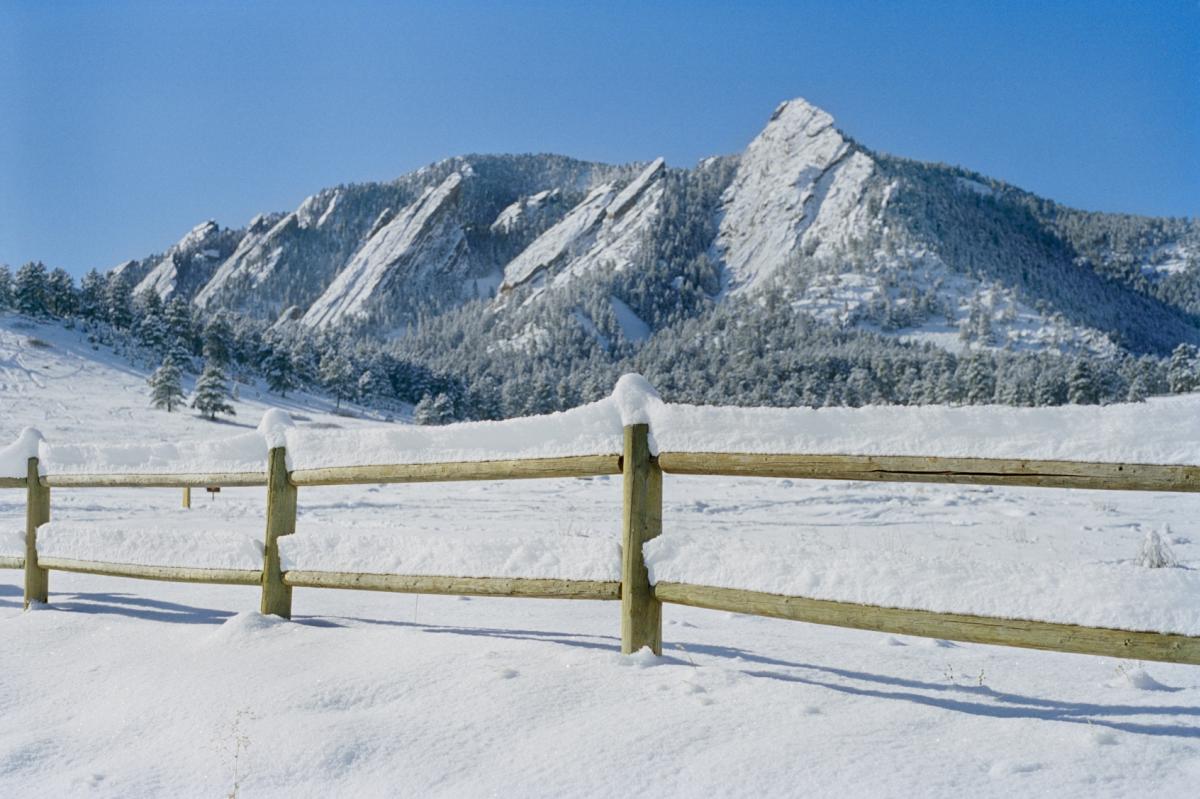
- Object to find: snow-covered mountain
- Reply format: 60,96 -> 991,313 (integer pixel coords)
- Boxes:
99,97 -> 1199,359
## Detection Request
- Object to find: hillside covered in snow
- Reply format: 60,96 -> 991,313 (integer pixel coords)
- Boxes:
1,320 -> 1199,797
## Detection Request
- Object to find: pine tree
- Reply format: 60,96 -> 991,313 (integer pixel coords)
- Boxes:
413,392 -> 457,425
78,270 -> 106,321
164,297 -> 194,364
963,354 -> 996,404
14,261 -> 49,317
1126,373 -> 1149,403
1033,367 -> 1064,405
413,394 -> 437,424
0,265 -> 12,309
1167,344 -> 1197,394
136,311 -> 167,356
46,268 -> 77,318
191,361 -> 236,421
357,369 -> 386,402
148,356 -> 185,412
263,341 -> 295,397
105,272 -> 134,330
432,392 -> 456,423
201,312 -> 233,367
319,352 -> 357,409
1067,358 -> 1099,405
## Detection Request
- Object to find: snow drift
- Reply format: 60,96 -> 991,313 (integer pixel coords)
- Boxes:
5,376 -> 1200,477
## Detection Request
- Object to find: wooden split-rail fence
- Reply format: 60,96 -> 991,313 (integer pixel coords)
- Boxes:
2,424 -> 1199,664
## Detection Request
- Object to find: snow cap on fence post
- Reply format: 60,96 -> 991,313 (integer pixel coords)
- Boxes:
0,427 -> 45,478
257,409 -> 295,450
612,374 -> 661,426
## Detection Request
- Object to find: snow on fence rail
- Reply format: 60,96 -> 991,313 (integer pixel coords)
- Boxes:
3,375 -> 1200,665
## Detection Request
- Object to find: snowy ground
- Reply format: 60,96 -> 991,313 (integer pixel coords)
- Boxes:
2,314 -> 1199,796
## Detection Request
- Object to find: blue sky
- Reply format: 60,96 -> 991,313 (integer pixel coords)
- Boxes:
1,0 -> 1197,276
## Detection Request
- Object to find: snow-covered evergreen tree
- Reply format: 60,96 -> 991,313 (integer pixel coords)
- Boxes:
148,356 -> 186,412
263,340 -> 296,397
1125,374 -> 1149,403
319,352 -> 357,409
0,266 -> 12,309
105,272 -> 135,330
432,392 -> 455,422
1067,358 -> 1099,405
78,270 -> 106,322
191,361 -> 236,421
1137,525 -> 1178,569
201,312 -> 234,367
136,311 -> 167,356
412,394 -> 435,424
14,261 -> 49,317
357,369 -> 387,403
963,354 -> 996,404
413,392 -> 456,425
1167,344 -> 1197,393
164,297 -> 194,365
46,268 -> 77,318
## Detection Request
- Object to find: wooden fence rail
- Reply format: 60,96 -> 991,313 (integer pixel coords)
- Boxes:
3,432 -> 1199,665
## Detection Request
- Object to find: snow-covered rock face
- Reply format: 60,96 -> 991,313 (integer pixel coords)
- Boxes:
302,173 -> 468,328
135,220 -> 236,301
500,158 -> 666,292
193,188 -> 348,313
715,98 -> 876,293
193,213 -> 295,310
490,189 -> 562,235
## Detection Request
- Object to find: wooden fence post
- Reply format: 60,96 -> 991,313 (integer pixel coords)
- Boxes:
621,423 -> 662,655
260,447 -> 297,618
24,457 -> 49,608
182,486 -> 191,508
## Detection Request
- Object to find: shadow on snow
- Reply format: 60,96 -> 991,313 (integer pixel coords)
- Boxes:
11,586 -> 1199,740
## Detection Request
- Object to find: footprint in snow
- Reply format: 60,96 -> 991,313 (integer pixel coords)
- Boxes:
497,668 -> 519,680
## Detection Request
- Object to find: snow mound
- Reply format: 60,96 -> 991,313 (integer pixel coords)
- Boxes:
1109,667 -> 1177,692
42,430 -> 270,476
281,529 -> 620,581
284,394 -> 628,470
611,373 -> 662,427
37,520 -> 264,570
257,409 -> 296,449
0,528 -> 25,558
644,533 -> 1200,636
12,376 -> 1200,478
643,393 -> 1200,466
208,612 -> 288,644
0,427 -> 43,479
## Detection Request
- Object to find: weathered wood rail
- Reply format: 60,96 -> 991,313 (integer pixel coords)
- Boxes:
3,434 -> 1199,665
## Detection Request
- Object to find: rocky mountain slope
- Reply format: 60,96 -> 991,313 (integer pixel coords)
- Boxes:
112,98 -> 1198,362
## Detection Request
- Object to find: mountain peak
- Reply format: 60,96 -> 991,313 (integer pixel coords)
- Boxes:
714,96 -> 871,292
768,97 -> 835,130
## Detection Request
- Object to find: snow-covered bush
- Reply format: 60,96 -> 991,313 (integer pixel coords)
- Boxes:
1137,525 -> 1178,569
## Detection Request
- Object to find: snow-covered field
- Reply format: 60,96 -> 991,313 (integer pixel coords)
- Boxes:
2,314 -> 1199,797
